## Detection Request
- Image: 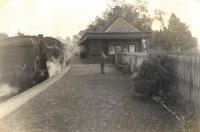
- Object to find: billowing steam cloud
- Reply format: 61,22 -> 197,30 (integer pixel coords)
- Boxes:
47,57 -> 62,77
0,83 -> 19,98
0,37 -> 77,101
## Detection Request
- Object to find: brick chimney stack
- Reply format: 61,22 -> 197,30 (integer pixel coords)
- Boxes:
113,6 -> 123,18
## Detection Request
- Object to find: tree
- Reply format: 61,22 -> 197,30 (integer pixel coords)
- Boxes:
167,13 -> 197,50
151,13 -> 197,52
153,10 -> 167,30
0,33 -> 8,41
83,0 -> 152,34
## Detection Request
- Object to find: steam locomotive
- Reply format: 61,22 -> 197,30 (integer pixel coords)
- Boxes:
0,35 -> 65,91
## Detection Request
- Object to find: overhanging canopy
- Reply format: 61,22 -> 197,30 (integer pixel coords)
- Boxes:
79,32 -> 151,45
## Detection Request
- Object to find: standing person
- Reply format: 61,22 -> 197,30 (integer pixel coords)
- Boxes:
100,51 -> 107,74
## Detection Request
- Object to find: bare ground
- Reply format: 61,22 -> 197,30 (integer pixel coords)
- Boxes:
0,64 -> 182,132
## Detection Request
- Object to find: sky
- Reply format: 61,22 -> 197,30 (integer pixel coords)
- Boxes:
0,0 -> 199,43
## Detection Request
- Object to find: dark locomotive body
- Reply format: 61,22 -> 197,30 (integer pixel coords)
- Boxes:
0,35 -> 64,91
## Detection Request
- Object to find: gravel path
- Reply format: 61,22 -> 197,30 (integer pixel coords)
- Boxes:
0,64 -> 182,132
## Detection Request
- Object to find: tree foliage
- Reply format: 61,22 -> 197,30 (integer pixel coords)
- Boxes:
152,13 -> 197,52
153,10 -> 167,30
0,33 -> 8,41
79,0 -> 152,36
167,14 -> 197,50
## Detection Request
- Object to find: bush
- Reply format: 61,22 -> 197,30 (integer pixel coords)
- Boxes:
134,50 -> 177,103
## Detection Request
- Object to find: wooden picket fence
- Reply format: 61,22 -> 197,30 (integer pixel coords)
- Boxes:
173,56 -> 200,111
115,52 -> 200,112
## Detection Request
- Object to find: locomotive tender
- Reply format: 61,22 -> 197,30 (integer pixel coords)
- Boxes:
0,35 -> 64,91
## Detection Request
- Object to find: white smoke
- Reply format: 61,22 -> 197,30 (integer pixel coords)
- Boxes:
47,57 -> 62,77
47,36 -> 78,77
0,83 -> 19,98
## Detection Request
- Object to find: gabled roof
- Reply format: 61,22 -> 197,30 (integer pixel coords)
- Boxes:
105,17 -> 140,32
79,17 -> 151,45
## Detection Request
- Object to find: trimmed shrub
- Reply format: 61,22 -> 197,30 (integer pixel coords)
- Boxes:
134,51 -> 177,103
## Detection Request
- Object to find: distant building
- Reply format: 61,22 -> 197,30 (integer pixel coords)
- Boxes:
79,17 -> 151,63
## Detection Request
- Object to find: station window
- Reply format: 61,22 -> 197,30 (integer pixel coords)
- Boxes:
122,45 -> 129,52
116,45 -> 122,53
109,45 -> 115,55
129,45 -> 136,52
